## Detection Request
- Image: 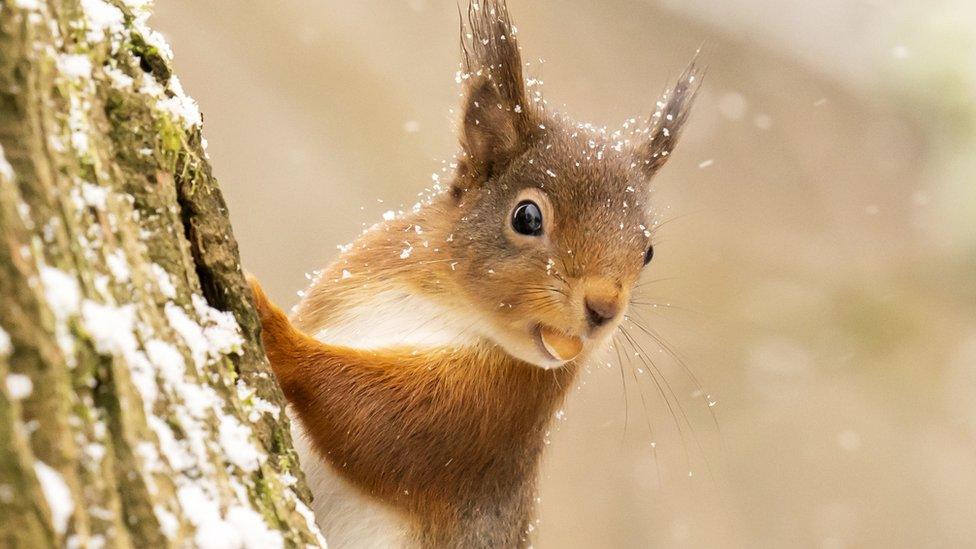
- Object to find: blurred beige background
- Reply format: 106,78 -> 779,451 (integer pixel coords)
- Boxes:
154,1 -> 976,547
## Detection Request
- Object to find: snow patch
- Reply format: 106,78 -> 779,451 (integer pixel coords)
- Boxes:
138,28 -> 174,62
151,264 -> 176,298
34,461 -> 74,535
0,327 -> 10,356
0,144 -> 14,182
154,505 -> 179,540
236,381 -> 281,422
40,267 -> 81,319
147,415 -> 194,472
177,485 -> 239,548
157,95 -> 202,129
57,54 -> 93,80
288,490 -> 328,547
165,296 -> 243,369
249,396 -> 280,420
147,337 -> 220,420
227,506 -> 284,549
218,417 -> 262,472
191,294 -> 244,358
80,182 -> 108,209
105,249 -> 130,283
81,301 -> 138,358
145,339 -> 185,387
156,76 -> 202,128
14,0 -> 42,9
79,0 -> 125,43
165,302 -> 209,368
177,485 -> 283,549
103,66 -> 134,90
6,374 -> 32,399
120,0 -> 151,12
65,93 -> 91,155
39,266 -> 81,365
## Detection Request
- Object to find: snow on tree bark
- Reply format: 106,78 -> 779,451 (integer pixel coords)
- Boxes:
0,0 -> 325,546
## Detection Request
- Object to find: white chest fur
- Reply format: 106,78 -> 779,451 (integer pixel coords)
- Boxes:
310,288 -> 481,350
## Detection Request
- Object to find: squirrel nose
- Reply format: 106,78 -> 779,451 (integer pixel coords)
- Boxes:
583,277 -> 623,329
584,296 -> 620,328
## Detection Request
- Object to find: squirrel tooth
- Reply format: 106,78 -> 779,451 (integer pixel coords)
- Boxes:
539,326 -> 583,361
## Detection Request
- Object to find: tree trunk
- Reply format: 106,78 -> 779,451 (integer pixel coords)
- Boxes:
0,1 -> 325,546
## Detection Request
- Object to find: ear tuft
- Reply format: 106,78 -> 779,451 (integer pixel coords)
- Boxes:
636,57 -> 705,175
455,0 -> 535,191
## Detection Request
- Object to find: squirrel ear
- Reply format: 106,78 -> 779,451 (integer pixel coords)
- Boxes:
635,59 -> 704,176
454,0 -> 535,193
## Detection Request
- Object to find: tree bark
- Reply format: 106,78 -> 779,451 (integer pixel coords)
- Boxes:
0,0 -> 325,546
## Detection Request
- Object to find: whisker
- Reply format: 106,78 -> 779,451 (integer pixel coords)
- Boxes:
627,313 -> 722,438
646,210 -> 702,237
614,331 -> 661,488
618,326 -> 691,474
622,324 -> 715,482
611,335 -> 631,442
633,276 -> 682,290
523,285 -> 569,298
628,301 -> 701,315
549,270 -> 569,286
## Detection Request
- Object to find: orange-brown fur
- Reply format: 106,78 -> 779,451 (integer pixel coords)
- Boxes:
250,0 -> 701,546
251,278 -> 575,546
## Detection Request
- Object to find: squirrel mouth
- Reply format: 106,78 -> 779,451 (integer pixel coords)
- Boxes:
536,325 -> 583,362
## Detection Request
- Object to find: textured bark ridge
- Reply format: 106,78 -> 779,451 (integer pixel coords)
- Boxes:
0,1 -> 325,546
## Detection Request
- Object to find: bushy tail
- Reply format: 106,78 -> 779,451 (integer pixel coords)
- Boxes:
246,273 -> 305,380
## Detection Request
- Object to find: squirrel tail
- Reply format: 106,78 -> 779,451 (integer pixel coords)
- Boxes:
246,273 -> 306,380
246,273 -> 280,326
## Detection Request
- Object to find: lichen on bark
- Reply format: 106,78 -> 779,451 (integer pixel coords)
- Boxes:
0,0 -> 324,546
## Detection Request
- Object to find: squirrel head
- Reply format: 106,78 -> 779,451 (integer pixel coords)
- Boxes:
309,1 -> 701,370
431,0 -> 702,369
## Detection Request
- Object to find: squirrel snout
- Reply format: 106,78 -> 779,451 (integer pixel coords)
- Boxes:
583,277 -> 623,329
585,297 -> 620,328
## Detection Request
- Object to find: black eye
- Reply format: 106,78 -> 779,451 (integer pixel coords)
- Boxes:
512,200 -> 543,236
643,245 -> 654,265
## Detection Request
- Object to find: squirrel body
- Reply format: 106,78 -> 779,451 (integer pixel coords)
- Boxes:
249,1 -> 701,546
251,278 -> 574,546
287,259 -> 523,546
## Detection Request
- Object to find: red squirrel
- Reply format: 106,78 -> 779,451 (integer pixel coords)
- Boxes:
247,0 -> 701,546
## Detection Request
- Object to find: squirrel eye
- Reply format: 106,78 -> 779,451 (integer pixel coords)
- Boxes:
512,200 -> 543,236
643,245 -> 655,266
